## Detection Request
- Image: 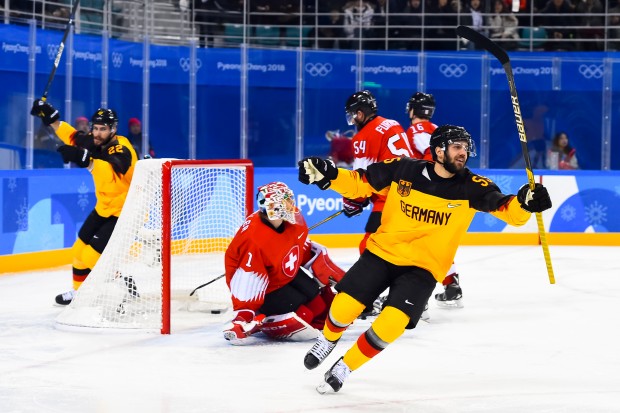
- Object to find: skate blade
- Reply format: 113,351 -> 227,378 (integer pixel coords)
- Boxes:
316,381 -> 336,394
436,298 -> 464,309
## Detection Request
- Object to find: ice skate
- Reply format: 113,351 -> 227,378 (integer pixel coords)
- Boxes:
54,289 -> 75,306
435,274 -> 463,308
304,333 -> 338,370
316,357 -> 351,394
420,301 -> 430,322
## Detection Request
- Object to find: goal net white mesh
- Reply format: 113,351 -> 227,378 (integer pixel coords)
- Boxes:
56,159 -> 253,333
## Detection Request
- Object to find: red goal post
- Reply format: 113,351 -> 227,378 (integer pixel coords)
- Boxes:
56,159 -> 254,334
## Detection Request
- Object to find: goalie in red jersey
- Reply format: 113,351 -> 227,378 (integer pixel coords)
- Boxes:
223,182 -> 345,345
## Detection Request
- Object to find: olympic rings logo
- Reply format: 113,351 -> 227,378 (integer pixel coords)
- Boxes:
439,63 -> 467,78
179,57 -> 202,72
111,52 -> 123,68
305,62 -> 332,77
578,64 -> 604,79
47,44 -> 59,60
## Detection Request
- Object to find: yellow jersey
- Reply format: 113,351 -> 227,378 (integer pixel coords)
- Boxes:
56,121 -> 137,218
330,157 -> 531,282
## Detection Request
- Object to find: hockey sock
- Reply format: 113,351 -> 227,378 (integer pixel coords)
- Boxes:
323,292 -> 365,342
72,267 -> 90,290
343,305 -> 409,371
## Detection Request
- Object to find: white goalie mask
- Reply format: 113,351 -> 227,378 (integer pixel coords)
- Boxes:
257,182 -> 297,224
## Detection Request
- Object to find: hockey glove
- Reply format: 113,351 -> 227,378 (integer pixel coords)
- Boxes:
517,183 -> 552,213
298,157 -> 338,190
57,145 -> 91,168
223,310 -> 264,345
342,197 -> 369,218
30,100 -> 60,126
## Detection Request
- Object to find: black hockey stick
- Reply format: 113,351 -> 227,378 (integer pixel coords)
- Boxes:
189,209 -> 346,296
40,0 -> 81,101
456,25 -> 555,284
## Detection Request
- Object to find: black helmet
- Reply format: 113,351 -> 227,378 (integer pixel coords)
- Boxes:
345,90 -> 377,125
406,92 -> 435,119
429,125 -> 477,161
91,108 -> 118,130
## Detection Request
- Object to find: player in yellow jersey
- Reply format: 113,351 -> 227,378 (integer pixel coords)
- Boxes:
31,100 -> 138,305
298,125 -> 552,394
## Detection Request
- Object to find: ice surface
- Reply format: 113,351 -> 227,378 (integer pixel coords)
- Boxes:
1,246 -> 619,413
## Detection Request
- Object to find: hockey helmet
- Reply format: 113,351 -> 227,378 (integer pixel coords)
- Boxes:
257,182 -> 297,224
91,108 -> 119,130
406,92 -> 436,119
345,90 -> 377,125
429,125 -> 477,161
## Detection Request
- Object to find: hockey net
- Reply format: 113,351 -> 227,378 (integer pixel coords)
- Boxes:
56,159 -> 253,334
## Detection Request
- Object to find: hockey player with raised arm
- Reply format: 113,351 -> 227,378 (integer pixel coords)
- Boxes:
406,91 -> 464,308
31,100 -> 138,305
297,125 -> 552,393
223,182 -> 345,345
341,90 -> 414,254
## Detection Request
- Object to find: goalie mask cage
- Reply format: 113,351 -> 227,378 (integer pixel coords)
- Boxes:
56,159 -> 253,334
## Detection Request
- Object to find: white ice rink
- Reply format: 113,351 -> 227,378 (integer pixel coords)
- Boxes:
1,246 -> 619,413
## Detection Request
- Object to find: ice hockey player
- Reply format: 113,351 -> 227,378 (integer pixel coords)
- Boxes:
30,100 -> 138,305
298,125 -> 552,393
222,181 -> 345,345
341,90 -> 414,254
405,91 -> 463,308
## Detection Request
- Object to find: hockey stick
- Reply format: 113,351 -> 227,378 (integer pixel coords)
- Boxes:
189,209 -> 346,296
308,209 -> 343,231
40,0 -> 81,101
456,25 -> 555,284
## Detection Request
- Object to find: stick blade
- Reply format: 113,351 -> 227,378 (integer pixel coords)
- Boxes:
456,25 -> 510,65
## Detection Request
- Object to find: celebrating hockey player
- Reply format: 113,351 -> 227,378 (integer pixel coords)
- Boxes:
223,182 -> 345,345
31,100 -> 137,305
406,91 -> 464,308
298,125 -> 552,393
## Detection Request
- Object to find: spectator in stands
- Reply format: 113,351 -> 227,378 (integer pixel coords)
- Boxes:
547,131 -> 579,170
325,129 -> 355,168
608,1 -> 620,51
487,0 -> 519,50
127,117 -> 155,159
251,0 -> 277,26
75,116 -> 90,133
460,0 -> 486,50
317,2 -> 345,49
193,0 -> 219,47
538,0 -> 576,51
392,0 -> 423,50
342,0 -> 376,49
9,0 -> 43,24
522,104 -> 549,169
574,0 -> 604,51
425,0 -> 459,50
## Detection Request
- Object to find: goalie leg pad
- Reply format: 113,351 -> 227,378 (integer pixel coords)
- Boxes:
260,312 -> 319,341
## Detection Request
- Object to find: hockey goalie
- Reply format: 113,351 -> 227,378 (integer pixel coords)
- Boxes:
223,181 -> 345,345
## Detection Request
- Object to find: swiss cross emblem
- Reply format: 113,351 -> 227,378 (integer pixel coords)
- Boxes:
282,245 -> 300,278
397,180 -> 412,197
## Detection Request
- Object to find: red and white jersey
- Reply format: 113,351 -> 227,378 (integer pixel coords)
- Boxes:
406,120 -> 437,160
224,211 -> 312,313
351,115 -> 412,211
